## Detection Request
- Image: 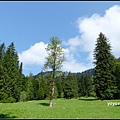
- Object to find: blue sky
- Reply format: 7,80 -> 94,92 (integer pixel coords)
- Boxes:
0,1 -> 120,76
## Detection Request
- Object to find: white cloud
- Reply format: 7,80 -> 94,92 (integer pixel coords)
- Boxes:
62,46 -> 93,72
62,59 -> 92,73
62,5 -> 120,72
19,5 -> 120,75
18,42 -> 48,66
64,36 -> 81,51
77,5 -> 120,58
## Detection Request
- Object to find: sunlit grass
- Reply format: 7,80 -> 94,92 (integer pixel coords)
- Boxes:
0,98 -> 120,118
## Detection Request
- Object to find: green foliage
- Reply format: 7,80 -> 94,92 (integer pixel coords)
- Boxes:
44,37 -> 65,106
0,97 -> 16,103
56,77 -> 63,98
114,60 -> 120,99
36,88 -> 45,100
63,72 -> 78,99
93,32 -> 116,100
44,37 -> 65,72
77,74 -> 94,98
0,42 -> 24,102
26,73 -> 34,100
36,72 -> 45,100
0,92 -> 8,100
90,91 -> 96,97
20,91 -> 27,102
45,97 -> 50,100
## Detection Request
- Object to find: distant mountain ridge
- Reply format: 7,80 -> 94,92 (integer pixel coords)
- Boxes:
118,57 -> 120,62
34,68 -> 94,78
75,68 -> 94,76
35,57 -> 120,77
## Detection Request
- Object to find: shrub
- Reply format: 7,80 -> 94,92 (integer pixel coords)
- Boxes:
36,88 -> 45,100
0,92 -> 8,100
20,91 -> 27,102
90,91 -> 96,97
0,97 -> 16,103
60,92 -> 64,98
45,97 -> 50,100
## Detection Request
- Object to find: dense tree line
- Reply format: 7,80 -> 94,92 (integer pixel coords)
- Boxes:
0,33 -> 120,103
0,42 -> 95,102
0,42 -> 26,102
22,71 -> 95,101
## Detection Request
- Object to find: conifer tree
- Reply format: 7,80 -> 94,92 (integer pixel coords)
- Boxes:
36,72 -> 45,100
63,72 -> 78,99
114,60 -> 120,99
26,73 -> 34,100
0,42 -> 23,102
56,76 -> 63,98
0,43 -> 6,100
93,32 -> 116,100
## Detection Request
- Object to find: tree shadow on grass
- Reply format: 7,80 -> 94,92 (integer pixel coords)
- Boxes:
38,103 -> 50,106
116,104 -> 120,106
79,98 -> 98,101
0,113 -> 17,118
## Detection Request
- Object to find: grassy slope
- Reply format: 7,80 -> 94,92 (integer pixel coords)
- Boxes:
0,98 -> 120,118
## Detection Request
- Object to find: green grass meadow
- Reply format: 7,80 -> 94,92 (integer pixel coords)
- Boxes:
0,97 -> 120,119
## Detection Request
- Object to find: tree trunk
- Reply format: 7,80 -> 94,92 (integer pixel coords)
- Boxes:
49,69 -> 55,107
49,84 -> 54,107
49,98 -> 53,107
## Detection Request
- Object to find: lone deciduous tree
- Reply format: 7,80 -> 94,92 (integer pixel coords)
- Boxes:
44,37 -> 65,107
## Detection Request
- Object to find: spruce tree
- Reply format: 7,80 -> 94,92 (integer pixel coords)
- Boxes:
114,60 -> 120,99
78,74 -> 86,97
8,42 -> 22,101
0,42 -> 23,102
36,72 -> 45,100
0,43 -> 7,100
77,74 -> 93,97
63,72 -> 78,99
26,73 -> 34,100
56,76 -> 63,98
0,42 -> 24,102
3,43 -> 16,100
93,32 -> 116,100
